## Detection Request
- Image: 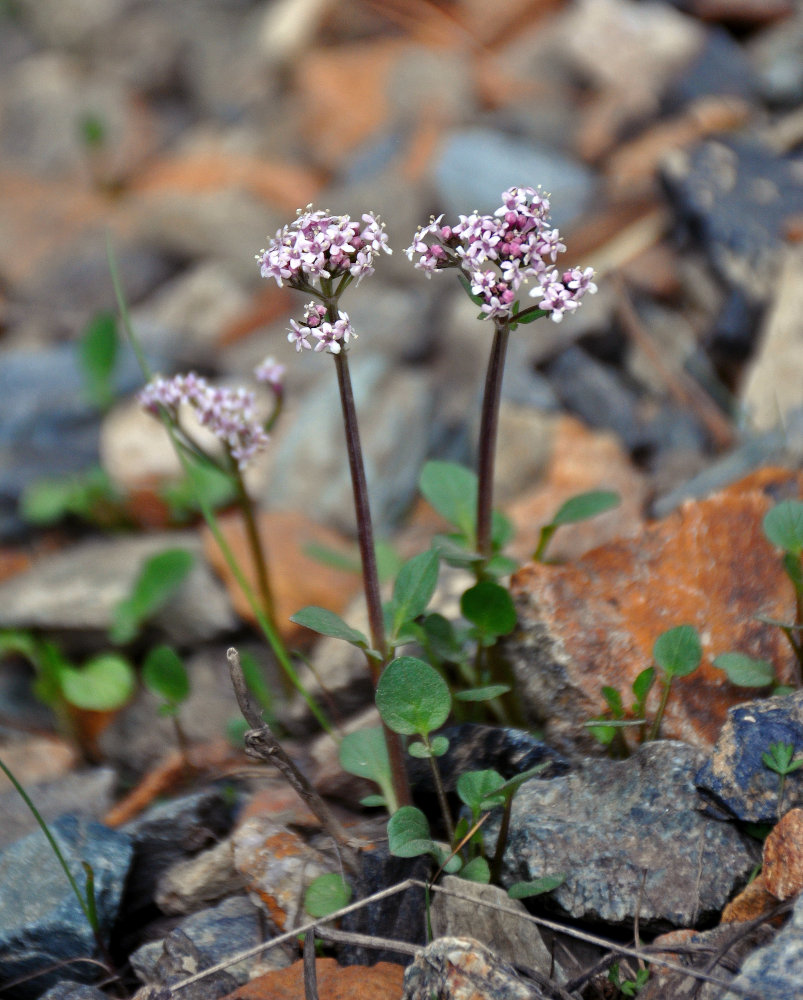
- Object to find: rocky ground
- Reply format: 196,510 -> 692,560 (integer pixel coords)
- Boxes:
2,0 -> 803,998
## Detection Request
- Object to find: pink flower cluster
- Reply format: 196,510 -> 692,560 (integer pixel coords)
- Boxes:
138,371 -> 272,469
286,302 -> 356,355
405,186 -> 597,323
257,206 -> 391,289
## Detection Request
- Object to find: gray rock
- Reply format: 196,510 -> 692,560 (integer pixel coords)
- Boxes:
37,983 -> 109,1000
748,8 -> 803,107
430,877 -> 566,986
695,691 -> 803,824
433,128 -> 595,232
0,532 -> 236,644
0,767 -> 116,850
402,936 -> 551,1000
130,894 -> 288,987
661,136 -> 803,303
0,814 -> 133,999
131,929 -> 238,1000
120,788 -> 239,922
156,836 -> 243,917
491,742 -> 759,929
663,27 -> 758,108
723,890 -> 803,1000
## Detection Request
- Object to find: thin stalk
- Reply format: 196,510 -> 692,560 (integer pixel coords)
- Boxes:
231,460 -> 276,630
332,348 -> 412,808
426,749 -> 454,844
108,238 -> 331,733
476,321 -> 510,565
648,677 -> 673,742
489,792 -> 514,884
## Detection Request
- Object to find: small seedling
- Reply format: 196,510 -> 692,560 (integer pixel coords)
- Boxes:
304,872 -> 352,918
608,961 -> 650,997
78,310 -> 119,411
142,645 -> 191,756
648,625 -> 702,741
20,466 -> 129,530
110,547 -> 195,644
762,740 -> 803,818
532,490 -> 620,563
761,499 -> 803,686
587,668 -> 655,756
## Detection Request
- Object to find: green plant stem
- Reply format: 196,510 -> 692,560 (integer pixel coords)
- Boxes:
647,677 -> 673,742
426,750 -> 454,844
476,321 -> 510,566
332,348 -> 412,808
231,460 -> 277,631
108,239 -> 330,732
490,793 -> 514,884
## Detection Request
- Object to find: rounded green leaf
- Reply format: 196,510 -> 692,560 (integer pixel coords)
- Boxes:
631,667 -> 656,705
376,657 -> 451,737
387,806 -> 435,857
407,740 -> 431,759
60,654 -> 135,711
457,769 -> 505,811
460,857 -> 491,883
339,727 -> 390,783
429,735 -> 449,757
391,550 -> 440,636
763,500 -> 803,555
142,645 -> 189,705
304,873 -> 352,918
419,461 -> 477,541
653,625 -> 702,678
552,491 -> 620,527
460,581 -> 517,638
713,653 -> 774,687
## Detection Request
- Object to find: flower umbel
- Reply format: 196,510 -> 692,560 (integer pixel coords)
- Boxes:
405,186 -> 596,323
139,372 -> 271,470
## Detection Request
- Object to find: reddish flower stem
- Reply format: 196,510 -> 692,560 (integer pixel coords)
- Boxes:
333,349 -> 412,808
476,321 -> 510,564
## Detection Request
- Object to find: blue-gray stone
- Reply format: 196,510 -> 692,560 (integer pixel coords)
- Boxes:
433,129 -> 595,232
695,690 -> 803,824
130,894 -> 284,987
723,891 -> 803,1000
490,741 -> 758,929
0,814 -> 133,999
37,983 -> 108,1000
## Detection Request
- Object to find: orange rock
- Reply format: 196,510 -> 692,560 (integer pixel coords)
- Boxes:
224,957 -> 404,1000
202,509 -> 362,642
720,872 -> 777,924
293,40 -> 407,165
508,467 -> 803,753
763,808 -> 803,900
505,415 -> 648,565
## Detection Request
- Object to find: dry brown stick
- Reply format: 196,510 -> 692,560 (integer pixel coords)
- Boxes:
303,929 -> 319,1000
226,647 -> 362,872
614,276 -> 737,450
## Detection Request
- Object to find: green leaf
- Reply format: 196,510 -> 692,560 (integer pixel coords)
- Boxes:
491,510 -> 515,551
551,491 -> 620,527
454,684 -> 510,703
460,581 -> 517,639
360,794 -> 386,808
419,461 -> 477,542
305,873 -> 352,918
111,548 -> 195,644
376,657 -> 451,737
387,806 -> 436,858
507,874 -> 565,899
390,550 -> 440,638
59,654 -> 135,711
602,686 -> 624,717
763,741 -> 803,775
460,857 -> 491,883
339,727 -> 390,782
429,734 -> 449,756
162,458 -> 235,522
289,606 -> 369,649
420,613 -> 462,661
653,625 -> 702,678
783,552 -> 803,593
78,311 -> 118,410
457,272 -> 485,307
510,306 -> 549,325
763,500 -> 803,556
457,769 -> 506,812
713,653 -> 775,688
588,721 -> 617,745
632,667 -> 656,706
142,645 -> 190,705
